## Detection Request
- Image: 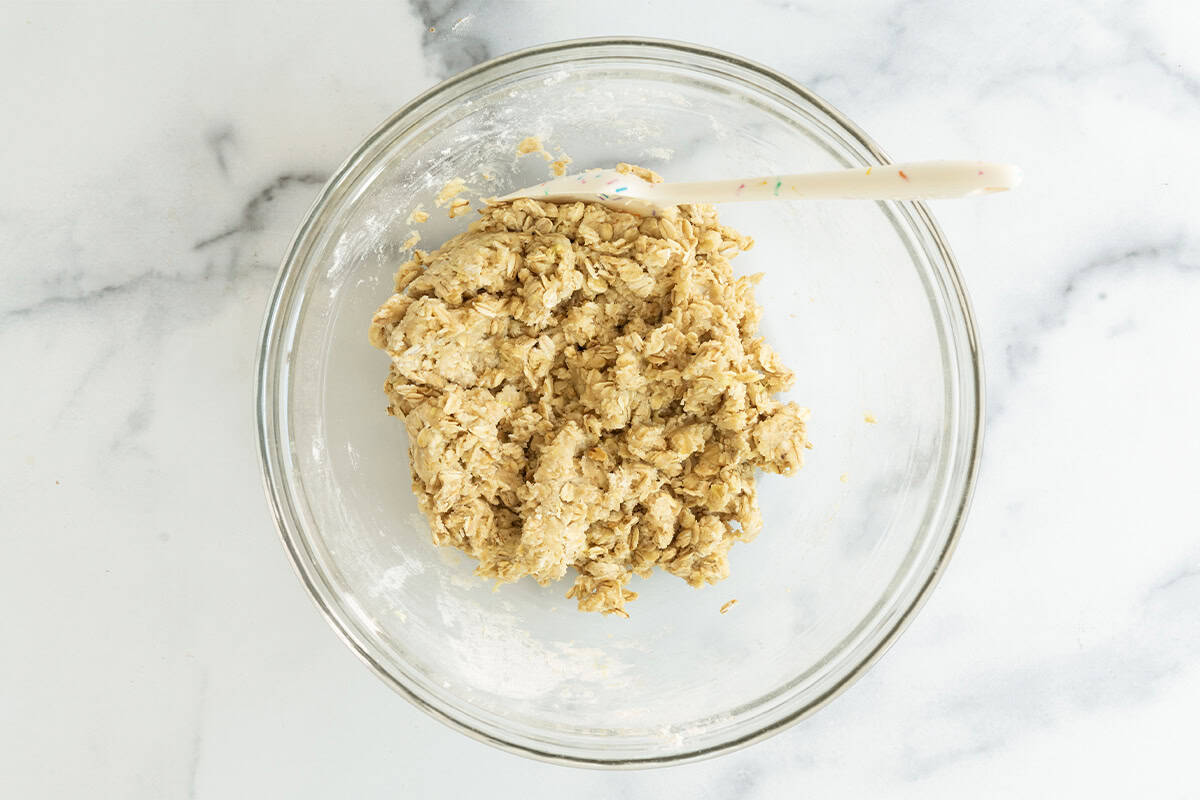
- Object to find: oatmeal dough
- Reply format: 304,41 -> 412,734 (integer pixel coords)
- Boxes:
369,167 -> 809,615
516,136 -> 572,176
434,177 -> 467,207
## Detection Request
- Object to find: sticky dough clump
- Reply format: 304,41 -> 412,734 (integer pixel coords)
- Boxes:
369,166 -> 809,615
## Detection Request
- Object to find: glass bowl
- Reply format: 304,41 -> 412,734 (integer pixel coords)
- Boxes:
256,37 -> 982,767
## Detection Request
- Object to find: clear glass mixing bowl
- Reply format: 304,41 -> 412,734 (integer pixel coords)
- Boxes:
256,38 -> 982,767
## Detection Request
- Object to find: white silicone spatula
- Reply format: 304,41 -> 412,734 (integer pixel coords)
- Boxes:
493,160 -> 1022,215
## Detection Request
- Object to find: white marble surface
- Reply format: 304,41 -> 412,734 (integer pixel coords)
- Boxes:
3,0 -> 1198,796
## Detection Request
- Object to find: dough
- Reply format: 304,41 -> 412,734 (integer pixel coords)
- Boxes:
434,177 -> 467,207
516,136 -> 572,176
369,166 -> 809,615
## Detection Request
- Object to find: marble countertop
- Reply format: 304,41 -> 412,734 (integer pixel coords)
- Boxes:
3,1 -> 1198,796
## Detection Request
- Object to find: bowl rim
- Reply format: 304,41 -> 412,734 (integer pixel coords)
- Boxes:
255,35 -> 985,769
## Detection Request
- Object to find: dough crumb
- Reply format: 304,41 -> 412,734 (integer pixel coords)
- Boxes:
516,136 -> 546,157
720,599 -> 738,614
517,137 -> 572,177
369,181 -> 810,616
839,473 -> 849,483
864,412 -> 878,424
401,230 -> 421,249
434,178 -> 467,207
407,205 -> 429,225
448,198 -> 472,219
616,162 -> 664,184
